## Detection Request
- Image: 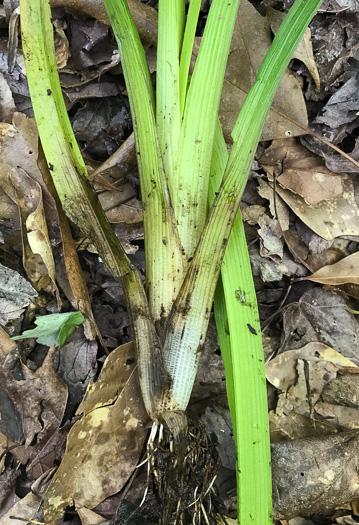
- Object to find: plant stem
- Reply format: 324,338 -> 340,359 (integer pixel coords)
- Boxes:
103,0 -> 186,325
20,0 -> 170,420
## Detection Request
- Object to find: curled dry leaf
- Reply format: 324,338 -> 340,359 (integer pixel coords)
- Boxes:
0,114 -> 60,303
306,251 -> 359,285
44,342 -> 149,524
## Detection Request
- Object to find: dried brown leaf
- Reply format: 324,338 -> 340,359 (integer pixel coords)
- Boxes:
219,0 -> 308,141
0,345 -> 68,448
44,343 -> 149,524
259,139 -> 345,206
307,251 -> 359,285
0,491 -> 42,525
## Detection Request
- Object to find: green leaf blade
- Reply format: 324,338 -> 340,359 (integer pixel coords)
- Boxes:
12,312 -> 84,347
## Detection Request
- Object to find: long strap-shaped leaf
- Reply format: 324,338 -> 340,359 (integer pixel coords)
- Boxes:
156,0 -> 184,180
172,0 -> 241,258
211,122 -> 272,524
161,0 -> 322,411
103,0 -> 185,324
20,0 -> 170,419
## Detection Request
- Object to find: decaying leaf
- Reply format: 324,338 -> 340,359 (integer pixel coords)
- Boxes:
0,344 -> 68,448
44,342 -> 149,524
272,431 -> 359,520
219,0 -> 308,141
0,491 -> 41,525
0,263 -> 37,325
280,288 -> 359,358
307,251 -> 359,285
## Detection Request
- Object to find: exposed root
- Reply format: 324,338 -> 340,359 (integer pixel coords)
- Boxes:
140,417 -> 220,524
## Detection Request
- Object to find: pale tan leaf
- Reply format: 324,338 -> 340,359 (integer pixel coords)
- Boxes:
44,343 -> 149,524
77,507 -> 105,525
307,251 -> 359,285
0,491 -> 42,525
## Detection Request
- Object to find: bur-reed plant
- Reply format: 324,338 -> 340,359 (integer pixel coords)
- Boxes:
20,0 -> 322,522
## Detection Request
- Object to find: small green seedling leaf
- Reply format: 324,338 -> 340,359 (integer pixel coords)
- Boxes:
12,311 -> 84,347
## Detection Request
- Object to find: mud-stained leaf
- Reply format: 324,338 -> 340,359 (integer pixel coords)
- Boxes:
0,491 -> 41,525
78,507 -> 105,525
280,288 -> 359,359
44,343 -> 149,523
218,0 -> 308,141
306,251 -> 359,286
12,311 -> 84,347
272,431 -> 359,520
0,263 -> 37,325
0,344 -> 68,447
266,7 -> 320,90
0,71 -> 15,123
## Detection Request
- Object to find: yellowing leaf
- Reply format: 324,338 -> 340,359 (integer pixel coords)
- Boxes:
307,251 -> 359,285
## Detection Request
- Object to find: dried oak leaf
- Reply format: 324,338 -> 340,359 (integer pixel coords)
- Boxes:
0,344 -> 68,448
44,342 -> 149,524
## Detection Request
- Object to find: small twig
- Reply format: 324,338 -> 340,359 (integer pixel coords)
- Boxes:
262,279 -> 293,334
10,518 -> 44,525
